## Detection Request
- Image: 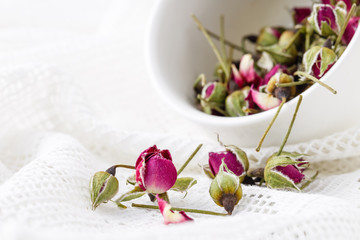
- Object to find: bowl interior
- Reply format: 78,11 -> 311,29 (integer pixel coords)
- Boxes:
147,0 -> 313,122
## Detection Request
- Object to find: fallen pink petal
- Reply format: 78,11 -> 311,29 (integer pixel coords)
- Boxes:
156,195 -> 193,225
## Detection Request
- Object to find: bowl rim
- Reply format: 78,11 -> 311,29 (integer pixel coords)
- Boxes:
145,0 -> 360,126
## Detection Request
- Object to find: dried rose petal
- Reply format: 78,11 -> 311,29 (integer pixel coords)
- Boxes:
156,195 -> 193,224
232,54 -> 262,88
250,87 -> 282,111
293,7 -> 311,24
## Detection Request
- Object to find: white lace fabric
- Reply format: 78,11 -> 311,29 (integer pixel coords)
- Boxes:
0,1 -> 359,240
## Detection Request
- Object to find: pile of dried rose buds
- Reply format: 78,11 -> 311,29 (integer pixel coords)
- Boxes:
193,0 -> 359,116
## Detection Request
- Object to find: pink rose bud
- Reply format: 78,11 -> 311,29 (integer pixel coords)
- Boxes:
250,87 -> 282,111
209,145 -> 249,181
135,145 -> 177,194
342,17 -> 360,45
292,7 -> 312,24
303,46 -> 337,79
264,152 -> 310,191
231,54 -> 261,88
308,3 -> 346,36
156,195 -> 193,224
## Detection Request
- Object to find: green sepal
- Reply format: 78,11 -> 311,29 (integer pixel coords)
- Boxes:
320,47 -> 337,76
258,44 -> 297,65
126,174 -> 136,186
115,186 -> 145,203
115,201 -> 127,209
202,164 -> 215,179
170,177 -> 197,193
303,46 -> 321,73
265,169 -> 300,191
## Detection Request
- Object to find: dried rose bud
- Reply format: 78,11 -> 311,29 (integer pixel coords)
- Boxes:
231,54 -> 261,88
308,3 -> 346,37
209,145 -> 249,181
156,195 -> 193,224
266,73 -> 296,98
200,82 -> 227,114
250,87 -> 282,111
303,46 -> 337,78
342,16 -> 360,45
209,160 -> 243,215
90,170 -> 119,210
135,145 -> 177,194
292,7 -> 312,25
225,89 -> 248,117
264,152 -> 310,191
256,27 -> 282,46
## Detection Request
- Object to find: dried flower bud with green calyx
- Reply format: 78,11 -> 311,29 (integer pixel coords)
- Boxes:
209,160 -> 242,215
90,168 -> 119,210
266,73 -> 296,99
264,152 -> 309,191
303,46 -> 337,79
308,3 -> 346,37
225,90 -> 247,117
200,82 -> 227,114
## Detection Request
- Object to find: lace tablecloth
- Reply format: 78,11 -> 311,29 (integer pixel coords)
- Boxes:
0,1 -> 359,239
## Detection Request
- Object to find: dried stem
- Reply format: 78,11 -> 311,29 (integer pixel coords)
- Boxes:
192,15 -> 230,80
256,97 -> 286,152
294,71 -> 337,94
276,80 -> 312,87
132,203 -> 228,216
277,95 -> 303,156
177,144 -> 203,175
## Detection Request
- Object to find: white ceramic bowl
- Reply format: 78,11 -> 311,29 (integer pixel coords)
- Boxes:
146,0 -> 360,147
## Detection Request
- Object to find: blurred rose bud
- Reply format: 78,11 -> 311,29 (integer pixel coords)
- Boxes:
225,88 -> 249,117
292,7 -> 312,24
209,145 -> 249,182
200,82 -> 227,114
135,145 -> 177,194
342,16 -> 360,45
90,169 -> 119,210
259,31 -> 298,66
156,195 -> 193,224
209,160 -> 243,215
231,54 -> 262,88
264,152 -> 310,191
256,27 -> 282,46
303,46 -> 337,79
266,73 -> 296,99
308,3 -> 346,36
